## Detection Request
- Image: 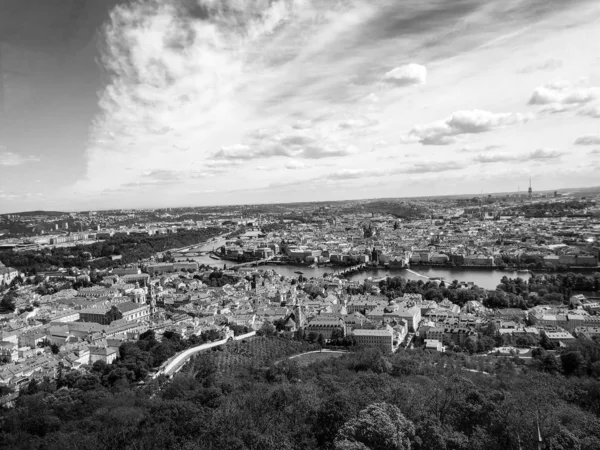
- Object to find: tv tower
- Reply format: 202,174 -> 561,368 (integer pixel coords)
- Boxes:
528,177 -> 533,202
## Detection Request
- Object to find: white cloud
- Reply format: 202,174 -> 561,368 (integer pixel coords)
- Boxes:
338,116 -> 379,129
285,160 -> 313,170
574,135 -> 600,146
529,79 -> 600,106
327,168 -> 384,180
382,63 -> 427,86
474,153 -> 516,163
403,109 -> 532,146
472,149 -> 562,164
578,105 -> 600,118
212,128 -> 359,161
525,149 -> 563,160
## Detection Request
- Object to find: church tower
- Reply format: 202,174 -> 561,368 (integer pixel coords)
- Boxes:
292,296 -> 306,328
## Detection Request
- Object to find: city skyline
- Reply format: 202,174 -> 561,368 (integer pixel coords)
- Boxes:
2,0 -> 600,213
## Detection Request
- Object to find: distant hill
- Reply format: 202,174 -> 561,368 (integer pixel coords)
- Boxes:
1,210 -> 68,217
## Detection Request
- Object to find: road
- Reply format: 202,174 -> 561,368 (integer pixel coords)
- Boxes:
157,331 -> 256,377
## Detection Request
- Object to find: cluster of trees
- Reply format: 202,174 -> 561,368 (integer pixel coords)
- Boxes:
484,273 -> 600,309
346,273 -> 599,312
202,269 -> 240,287
507,200 -> 590,217
372,277 -> 487,307
4,336 -> 600,449
261,223 -> 289,233
0,228 -> 225,273
344,201 -> 430,219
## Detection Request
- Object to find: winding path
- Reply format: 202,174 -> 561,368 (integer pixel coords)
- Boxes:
156,331 -> 256,378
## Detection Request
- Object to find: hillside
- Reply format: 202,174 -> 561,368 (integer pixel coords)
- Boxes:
2,333 -> 600,450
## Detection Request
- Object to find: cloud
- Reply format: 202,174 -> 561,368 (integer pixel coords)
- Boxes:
529,79 -> 600,106
327,168 -> 384,180
0,150 -> 41,166
459,145 -> 502,153
589,149 -> 600,155
574,135 -> 600,146
285,160 -> 313,170
382,63 -> 427,86
525,149 -> 563,160
398,162 -> 463,174
212,128 -> 358,161
142,170 -> 186,181
578,105 -> 600,118
403,110 -> 531,145
338,117 -> 379,129
473,149 -> 562,164
473,153 -> 516,163
519,58 -> 562,74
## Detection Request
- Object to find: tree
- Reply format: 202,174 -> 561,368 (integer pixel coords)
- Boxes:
259,321 -> 277,337
540,332 -> 557,350
0,292 -> 17,312
561,351 -> 586,376
317,333 -> 325,350
334,402 -> 415,450
307,332 -> 318,343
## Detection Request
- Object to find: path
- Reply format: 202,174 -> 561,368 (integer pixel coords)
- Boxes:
288,349 -> 349,360
156,331 -> 256,378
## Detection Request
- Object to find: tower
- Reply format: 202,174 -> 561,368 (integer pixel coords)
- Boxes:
528,177 -> 533,202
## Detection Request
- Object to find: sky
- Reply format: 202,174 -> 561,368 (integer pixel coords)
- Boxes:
1,0 -> 600,213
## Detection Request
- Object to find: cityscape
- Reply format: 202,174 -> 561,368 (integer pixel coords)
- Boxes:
2,0 -> 600,449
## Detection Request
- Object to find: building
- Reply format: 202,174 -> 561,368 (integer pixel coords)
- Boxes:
112,267 -> 141,276
51,311 -> 81,323
145,263 -> 175,275
89,346 -> 119,365
366,300 -> 422,332
49,233 -> 90,245
346,295 -> 388,314
424,339 -> 444,352
173,262 -> 199,271
544,331 -> 576,344
305,316 -> 345,340
352,327 -> 395,353
0,261 -> 19,287
79,303 -> 151,326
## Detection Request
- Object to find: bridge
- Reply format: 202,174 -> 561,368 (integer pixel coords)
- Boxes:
331,263 -> 367,277
155,331 -> 256,378
229,256 -> 276,269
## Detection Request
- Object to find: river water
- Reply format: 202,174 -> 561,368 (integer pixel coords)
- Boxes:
176,236 -> 528,290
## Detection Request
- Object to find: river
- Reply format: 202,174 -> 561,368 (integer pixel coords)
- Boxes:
176,237 -> 527,290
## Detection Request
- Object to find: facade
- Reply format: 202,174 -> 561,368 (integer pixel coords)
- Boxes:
366,301 -> 422,332
352,327 -> 394,353
305,316 -> 345,339
79,303 -> 151,326
0,262 -> 19,287
49,233 -> 91,245
112,267 -> 141,276
424,339 -> 444,352
173,262 -> 199,271
51,311 -> 81,323
89,346 -> 119,365
145,263 -> 175,275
